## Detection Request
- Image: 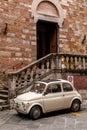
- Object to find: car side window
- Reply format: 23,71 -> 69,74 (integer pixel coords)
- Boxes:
46,84 -> 61,93
62,83 -> 73,92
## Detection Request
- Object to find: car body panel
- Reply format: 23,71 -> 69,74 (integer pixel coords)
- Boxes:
61,91 -> 82,108
43,92 -> 64,112
16,91 -> 42,101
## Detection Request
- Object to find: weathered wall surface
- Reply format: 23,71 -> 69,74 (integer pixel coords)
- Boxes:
59,0 -> 87,54
74,76 -> 87,90
0,0 -> 35,72
0,0 -> 87,72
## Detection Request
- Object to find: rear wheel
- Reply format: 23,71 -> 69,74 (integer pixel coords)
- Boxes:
71,100 -> 81,112
29,106 -> 42,120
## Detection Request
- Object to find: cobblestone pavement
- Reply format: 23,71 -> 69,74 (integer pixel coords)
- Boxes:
0,100 -> 87,130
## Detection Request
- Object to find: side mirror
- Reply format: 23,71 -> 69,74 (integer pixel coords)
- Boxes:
43,91 -> 48,96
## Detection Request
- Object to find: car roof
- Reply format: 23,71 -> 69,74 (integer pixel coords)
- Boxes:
35,79 -> 70,84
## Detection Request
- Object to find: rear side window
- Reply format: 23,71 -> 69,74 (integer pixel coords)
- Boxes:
46,84 -> 61,93
62,83 -> 73,92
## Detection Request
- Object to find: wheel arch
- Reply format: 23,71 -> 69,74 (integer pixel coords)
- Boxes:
70,97 -> 82,108
27,103 -> 45,114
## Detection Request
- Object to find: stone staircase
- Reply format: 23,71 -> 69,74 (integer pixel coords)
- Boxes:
1,53 -> 87,109
8,53 -> 87,98
0,87 -> 9,110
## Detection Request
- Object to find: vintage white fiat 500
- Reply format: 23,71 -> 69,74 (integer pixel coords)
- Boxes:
14,79 -> 82,120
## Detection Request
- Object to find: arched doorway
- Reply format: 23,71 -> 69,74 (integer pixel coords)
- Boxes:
37,20 -> 59,59
32,0 -> 65,59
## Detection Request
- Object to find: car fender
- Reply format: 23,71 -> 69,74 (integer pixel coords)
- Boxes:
27,102 -> 45,114
69,96 -> 82,107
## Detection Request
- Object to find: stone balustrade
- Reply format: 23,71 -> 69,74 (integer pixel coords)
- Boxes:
57,54 -> 87,71
8,53 -> 87,98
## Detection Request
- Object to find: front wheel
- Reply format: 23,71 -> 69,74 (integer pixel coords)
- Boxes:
29,106 -> 42,120
71,100 -> 81,112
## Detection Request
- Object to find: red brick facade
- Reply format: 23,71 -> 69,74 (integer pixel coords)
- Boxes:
0,0 -> 87,72
74,76 -> 87,90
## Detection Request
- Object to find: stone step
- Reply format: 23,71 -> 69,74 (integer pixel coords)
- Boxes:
0,99 -> 8,105
0,94 -> 8,100
0,87 -> 8,90
0,104 -> 10,110
0,89 -> 8,95
0,88 -> 9,111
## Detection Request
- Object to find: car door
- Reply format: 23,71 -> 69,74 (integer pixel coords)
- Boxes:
43,83 -> 64,112
62,82 -> 75,108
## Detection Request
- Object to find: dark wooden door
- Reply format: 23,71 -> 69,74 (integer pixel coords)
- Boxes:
37,21 -> 58,59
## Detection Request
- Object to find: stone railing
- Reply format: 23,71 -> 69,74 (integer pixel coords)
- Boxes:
56,53 -> 87,71
8,53 -> 54,98
8,53 -> 87,98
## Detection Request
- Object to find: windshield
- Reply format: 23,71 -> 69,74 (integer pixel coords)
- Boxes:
30,83 -> 46,93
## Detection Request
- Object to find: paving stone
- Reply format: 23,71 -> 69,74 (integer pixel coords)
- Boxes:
0,101 -> 87,130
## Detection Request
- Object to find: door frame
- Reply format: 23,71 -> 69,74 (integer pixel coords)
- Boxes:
37,20 -> 59,59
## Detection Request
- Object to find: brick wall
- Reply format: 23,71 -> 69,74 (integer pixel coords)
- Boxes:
74,76 -> 87,99
59,0 -> 87,54
0,0 -> 87,72
74,76 -> 87,90
0,0 -> 36,72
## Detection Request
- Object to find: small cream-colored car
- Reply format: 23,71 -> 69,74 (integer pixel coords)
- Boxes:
14,79 -> 82,120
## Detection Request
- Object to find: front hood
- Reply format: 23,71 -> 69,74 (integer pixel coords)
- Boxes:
15,91 -> 42,101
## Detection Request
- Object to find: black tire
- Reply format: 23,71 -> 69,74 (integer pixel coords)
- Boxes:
29,106 -> 42,120
71,100 -> 81,112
